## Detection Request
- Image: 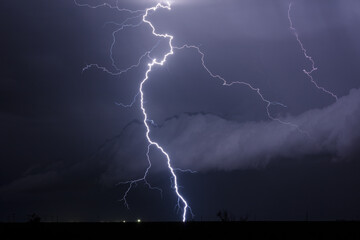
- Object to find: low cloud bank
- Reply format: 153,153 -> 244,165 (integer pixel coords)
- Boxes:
2,88 -> 360,194
155,88 -> 360,171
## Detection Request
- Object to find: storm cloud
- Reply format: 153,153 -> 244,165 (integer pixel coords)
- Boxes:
159,88 -> 360,170
87,87 -> 360,184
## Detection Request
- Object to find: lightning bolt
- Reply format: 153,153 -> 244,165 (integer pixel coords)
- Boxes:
77,0 -> 311,222
77,0 -> 191,222
136,2 -> 191,222
288,2 -> 338,101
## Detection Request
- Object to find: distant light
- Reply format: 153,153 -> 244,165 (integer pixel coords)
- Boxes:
122,220 -> 126,223
137,219 -> 141,223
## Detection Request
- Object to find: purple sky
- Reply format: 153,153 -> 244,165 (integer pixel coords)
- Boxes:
1,0 -> 360,221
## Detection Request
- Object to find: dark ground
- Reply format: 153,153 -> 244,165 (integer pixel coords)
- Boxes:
1,222 -> 360,239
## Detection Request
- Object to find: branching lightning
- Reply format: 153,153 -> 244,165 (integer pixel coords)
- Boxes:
77,0 -> 191,222
77,0 -> 310,222
117,144 -> 163,209
115,92 -> 139,108
288,2 -> 338,101
174,44 -> 307,133
74,0 -> 144,14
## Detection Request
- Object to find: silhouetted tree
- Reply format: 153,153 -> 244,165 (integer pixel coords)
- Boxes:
217,210 -> 230,222
28,213 -> 41,223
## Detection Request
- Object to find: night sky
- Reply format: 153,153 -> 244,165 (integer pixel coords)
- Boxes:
1,0 -> 360,222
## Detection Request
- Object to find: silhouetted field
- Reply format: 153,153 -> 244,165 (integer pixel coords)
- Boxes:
1,222 -> 359,239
